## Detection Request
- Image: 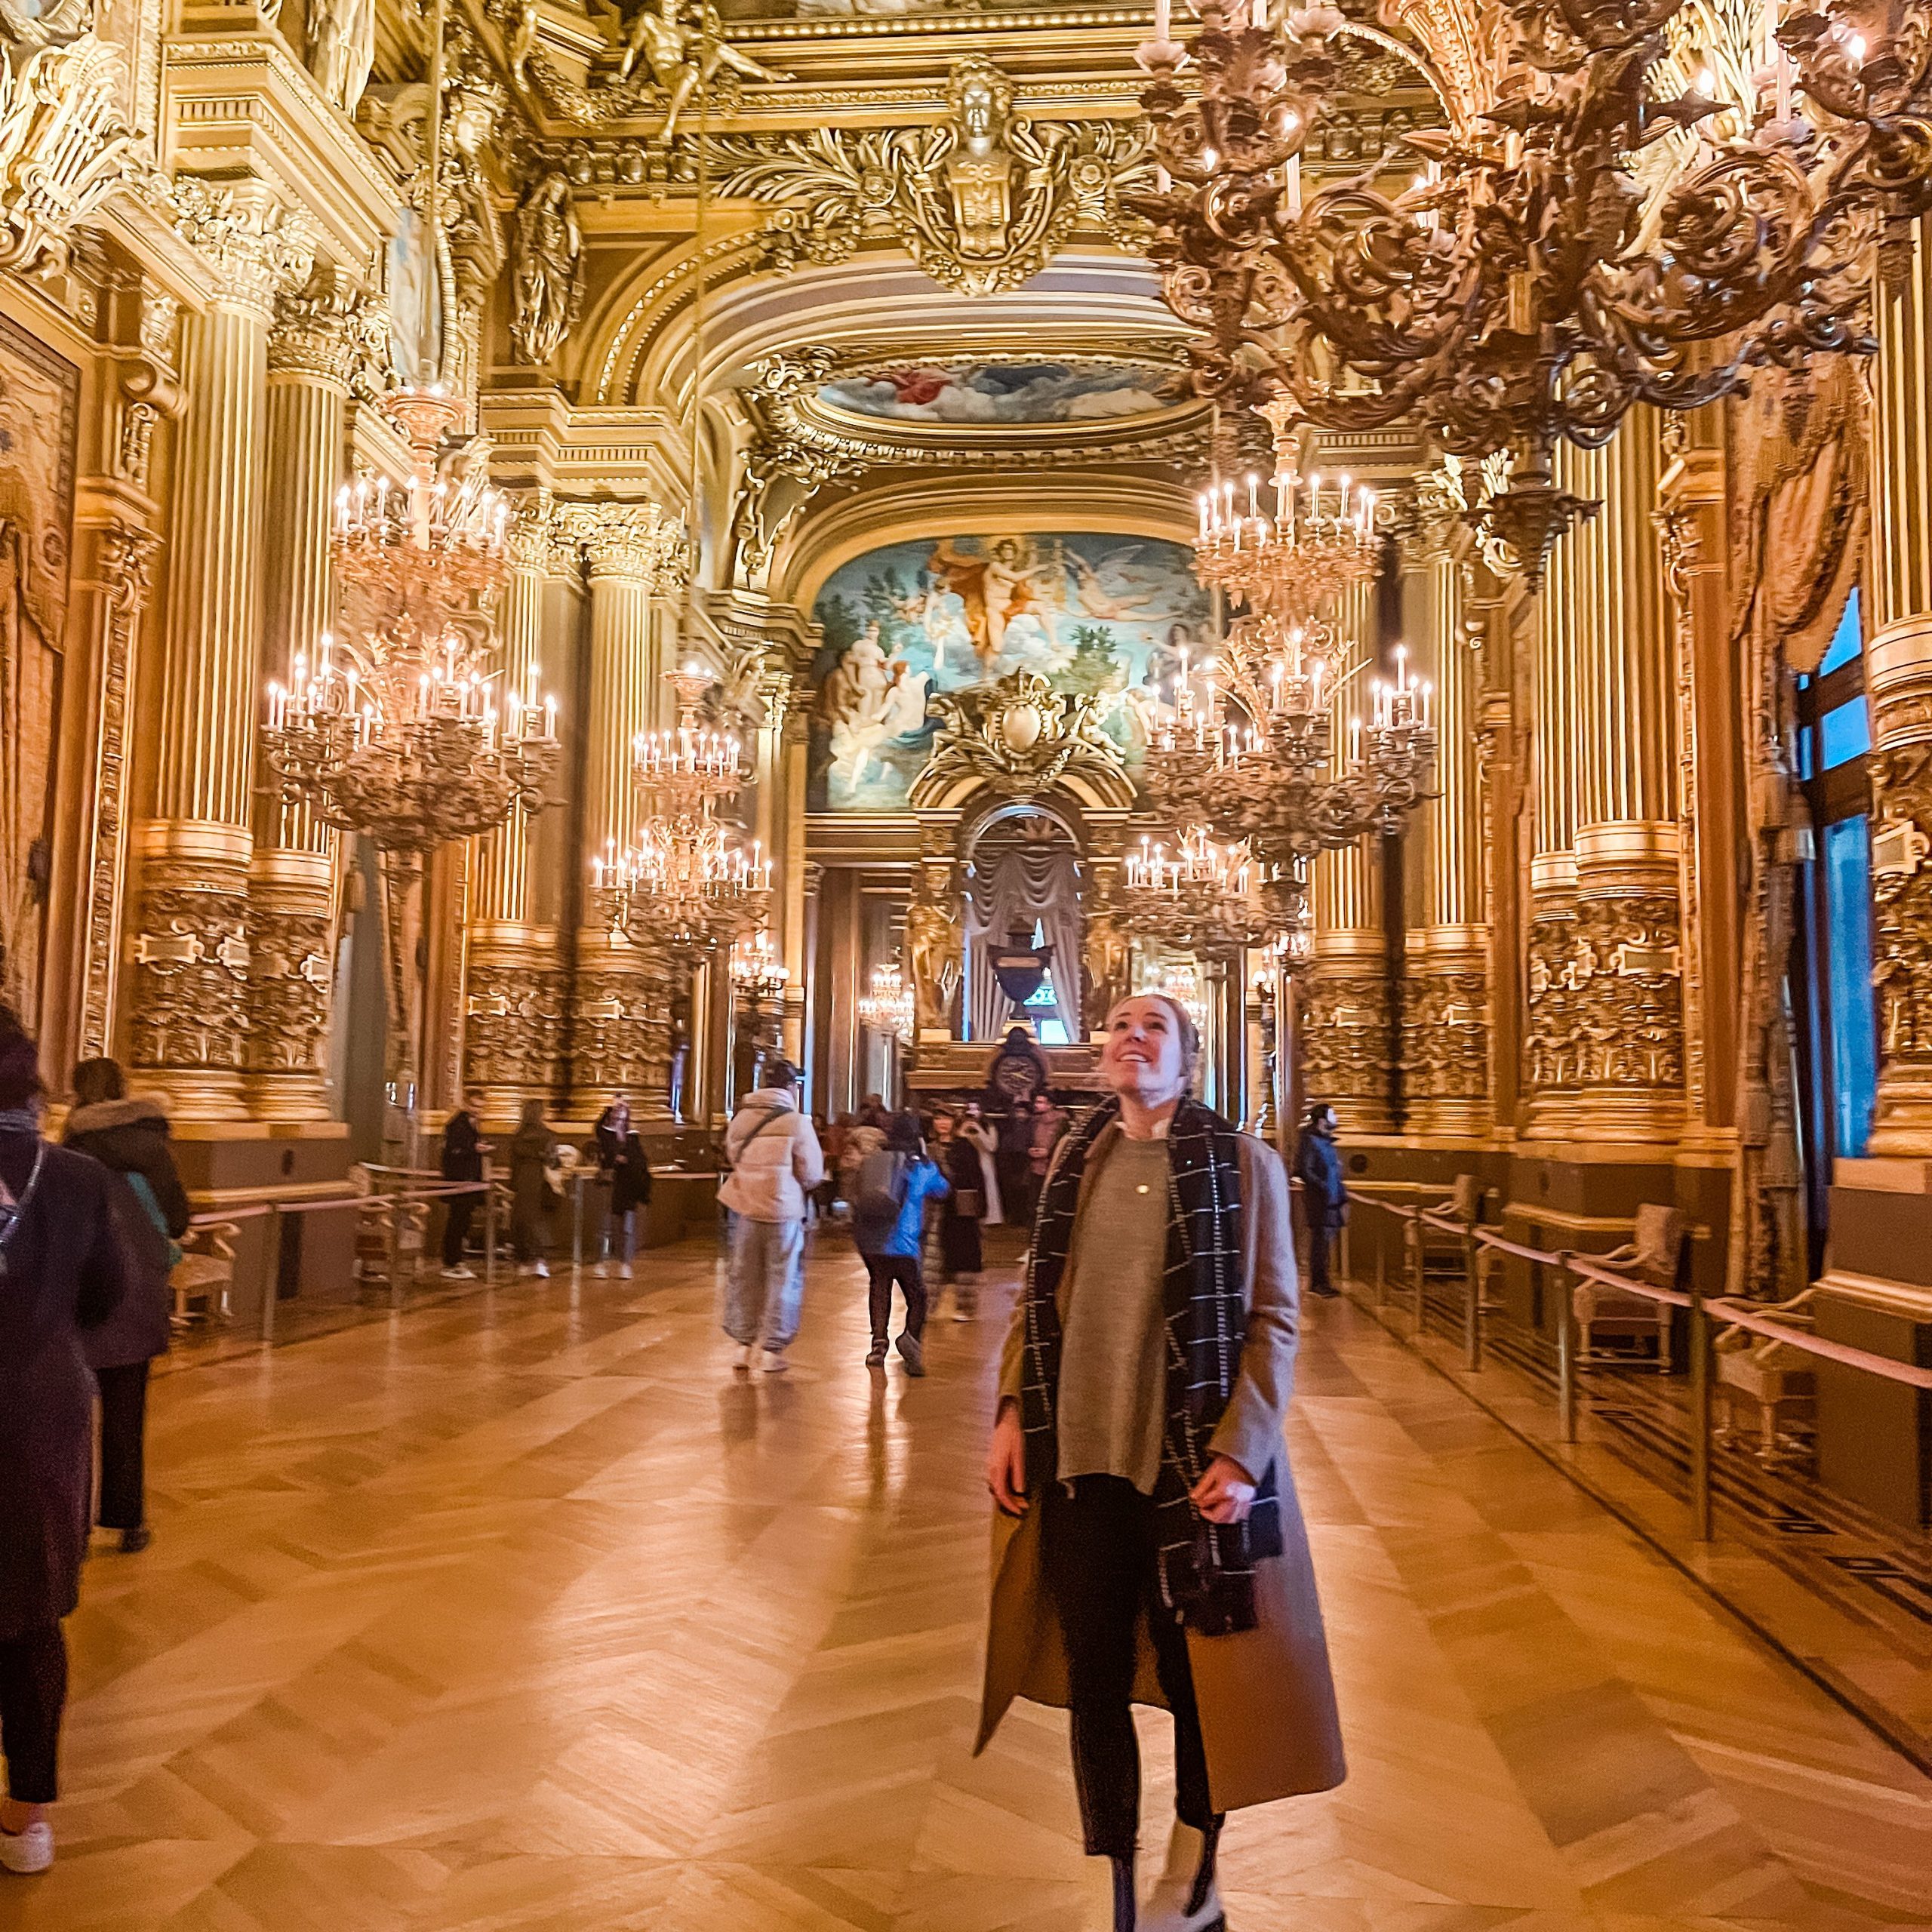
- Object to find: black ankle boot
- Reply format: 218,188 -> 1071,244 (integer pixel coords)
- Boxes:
1186,1817 -> 1223,1916
1109,1853 -> 1137,1930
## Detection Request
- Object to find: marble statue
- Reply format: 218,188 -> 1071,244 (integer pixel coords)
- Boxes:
306,0 -> 376,113
618,0 -> 791,141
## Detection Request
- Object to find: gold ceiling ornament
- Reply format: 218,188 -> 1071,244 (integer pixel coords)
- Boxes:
1134,0 -> 1932,586
262,389 -> 562,1152
591,667 -> 773,964
913,666 -> 1131,803
0,2 -> 145,277
714,56 -> 1149,296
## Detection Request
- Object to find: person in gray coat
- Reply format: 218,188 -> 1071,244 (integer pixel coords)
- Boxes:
0,1012 -> 128,1876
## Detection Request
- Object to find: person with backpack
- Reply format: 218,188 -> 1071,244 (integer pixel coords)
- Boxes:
717,1060 -> 824,1374
851,1110 -> 949,1377
61,1057 -> 191,1555
591,1094 -> 653,1278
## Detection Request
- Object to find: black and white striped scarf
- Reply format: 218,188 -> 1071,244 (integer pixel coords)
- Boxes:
1020,1094 -> 1282,1635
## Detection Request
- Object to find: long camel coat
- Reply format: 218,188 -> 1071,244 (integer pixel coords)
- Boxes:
975,1124 -> 1347,1812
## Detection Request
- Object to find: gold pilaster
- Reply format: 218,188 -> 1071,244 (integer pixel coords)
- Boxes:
1402,545 -> 1491,1137
564,502 -> 681,1115
1306,579 -> 1395,1133
465,497 -> 571,1117
1866,222 -> 1932,1155
1524,426 -> 1685,1143
129,186 -> 313,1116
245,272 -> 358,1121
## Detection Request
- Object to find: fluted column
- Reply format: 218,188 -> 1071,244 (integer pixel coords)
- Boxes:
1563,421 -> 1686,1144
245,272 -> 357,1121
1306,578 -> 1395,1134
566,503 -> 679,1115
1403,545 -> 1491,1137
463,497 -> 571,1118
127,182 -> 313,1118
1866,223 -> 1932,1154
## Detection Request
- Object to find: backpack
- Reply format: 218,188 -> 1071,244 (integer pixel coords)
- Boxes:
852,1150 -> 907,1228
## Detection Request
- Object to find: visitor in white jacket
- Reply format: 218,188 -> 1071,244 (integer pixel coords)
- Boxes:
716,1061 -> 825,1374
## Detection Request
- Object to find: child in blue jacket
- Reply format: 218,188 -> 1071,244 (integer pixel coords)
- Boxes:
850,1110 -> 950,1374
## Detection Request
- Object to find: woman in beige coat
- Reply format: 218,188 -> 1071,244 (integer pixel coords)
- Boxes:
980,993 -> 1344,1931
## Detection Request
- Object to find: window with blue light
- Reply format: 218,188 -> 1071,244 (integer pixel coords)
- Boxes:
1823,815 -> 1878,1158
1819,590 -> 1863,675
1819,697 -> 1872,770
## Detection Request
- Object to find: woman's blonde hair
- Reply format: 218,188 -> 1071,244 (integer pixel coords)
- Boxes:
1103,992 -> 1200,1081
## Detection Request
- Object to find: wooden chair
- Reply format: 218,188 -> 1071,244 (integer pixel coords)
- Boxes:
1571,1204 -> 1684,1371
1715,1288 -> 1817,1466
171,1220 -> 239,1327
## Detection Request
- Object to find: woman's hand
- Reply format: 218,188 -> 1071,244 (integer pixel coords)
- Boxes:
1190,1454 -> 1257,1525
986,1401 -> 1028,1515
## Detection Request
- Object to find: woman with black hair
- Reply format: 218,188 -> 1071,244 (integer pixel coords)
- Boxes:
0,1012 -> 127,1875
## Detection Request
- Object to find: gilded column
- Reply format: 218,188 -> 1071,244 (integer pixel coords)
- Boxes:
465,495 -> 571,1117
566,503 -> 680,1115
1523,454 -> 1583,1137
1865,221 -> 1932,1154
127,181 -> 314,1118
1402,542 -> 1491,1137
1563,421 -> 1686,1144
245,270 -> 360,1121
1305,578 -> 1395,1134
779,704 -> 811,1067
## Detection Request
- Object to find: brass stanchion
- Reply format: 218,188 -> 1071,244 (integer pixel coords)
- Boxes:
1689,1282 -> 1715,1540
1462,1225 -> 1482,1372
1555,1257 -> 1577,1444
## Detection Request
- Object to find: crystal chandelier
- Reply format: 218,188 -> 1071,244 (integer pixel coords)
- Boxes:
262,389 -> 561,1149
1134,0 -> 1919,581
857,961 -> 914,1043
731,928 -> 790,1004
1121,827 -> 1274,957
591,668 -> 771,963
264,392 -> 561,856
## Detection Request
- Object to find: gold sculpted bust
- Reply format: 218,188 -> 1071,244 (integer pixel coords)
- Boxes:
943,63 -> 1015,262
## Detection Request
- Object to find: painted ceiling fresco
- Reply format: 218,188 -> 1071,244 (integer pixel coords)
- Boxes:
817,361 -> 1185,429
809,531 -> 1211,811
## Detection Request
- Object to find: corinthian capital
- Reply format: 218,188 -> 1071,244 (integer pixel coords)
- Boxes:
269,264 -> 366,385
558,500 -> 689,593
506,489 -> 555,573
174,177 -> 318,318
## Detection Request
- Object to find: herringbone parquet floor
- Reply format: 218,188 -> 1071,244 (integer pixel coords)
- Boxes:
8,1232 -> 1929,1930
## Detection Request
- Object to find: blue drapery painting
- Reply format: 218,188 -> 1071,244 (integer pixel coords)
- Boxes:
808,531 -> 1211,811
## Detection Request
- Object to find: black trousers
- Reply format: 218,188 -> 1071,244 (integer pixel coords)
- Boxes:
1306,1207 -> 1336,1294
1041,1475 -> 1215,1859
863,1254 -> 927,1343
94,1359 -> 149,1531
0,1626 -> 66,1805
442,1190 -> 478,1268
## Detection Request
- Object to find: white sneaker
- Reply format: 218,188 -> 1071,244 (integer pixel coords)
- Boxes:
532,1260 -> 549,1279
761,1349 -> 789,1374
614,1262 -> 632,1279
442,1265 -> 476,1281
0,1821 -> 54,1875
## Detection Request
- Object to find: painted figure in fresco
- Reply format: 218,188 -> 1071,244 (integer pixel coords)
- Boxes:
823,624 -> 930,789
1066,546 -> 1170,623
928,535 -> 1061,666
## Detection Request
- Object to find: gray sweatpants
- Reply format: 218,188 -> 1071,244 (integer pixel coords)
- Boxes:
722,1213 -> 806,1351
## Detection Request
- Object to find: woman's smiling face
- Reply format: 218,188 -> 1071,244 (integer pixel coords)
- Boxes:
1100,995 -> 1188,1106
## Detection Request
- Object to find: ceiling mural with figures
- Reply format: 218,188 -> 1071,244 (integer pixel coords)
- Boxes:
809,531 -> 1211,811
817,360 -> 1186,429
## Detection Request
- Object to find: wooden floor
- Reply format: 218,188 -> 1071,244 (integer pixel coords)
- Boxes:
12,1234 -> 1931,1930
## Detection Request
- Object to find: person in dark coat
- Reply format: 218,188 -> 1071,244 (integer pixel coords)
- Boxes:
61,1057 -> 190,1555
509,1100 -> 556,1279
0,1012 -> 128,1876
931,1109 -> 985,1319
1292,1103 -> 1347,1299
592,1095 -> 652,1278
438,1091 -> 489,1279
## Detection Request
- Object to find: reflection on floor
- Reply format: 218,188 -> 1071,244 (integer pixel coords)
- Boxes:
23,1235 -> 1932,1929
